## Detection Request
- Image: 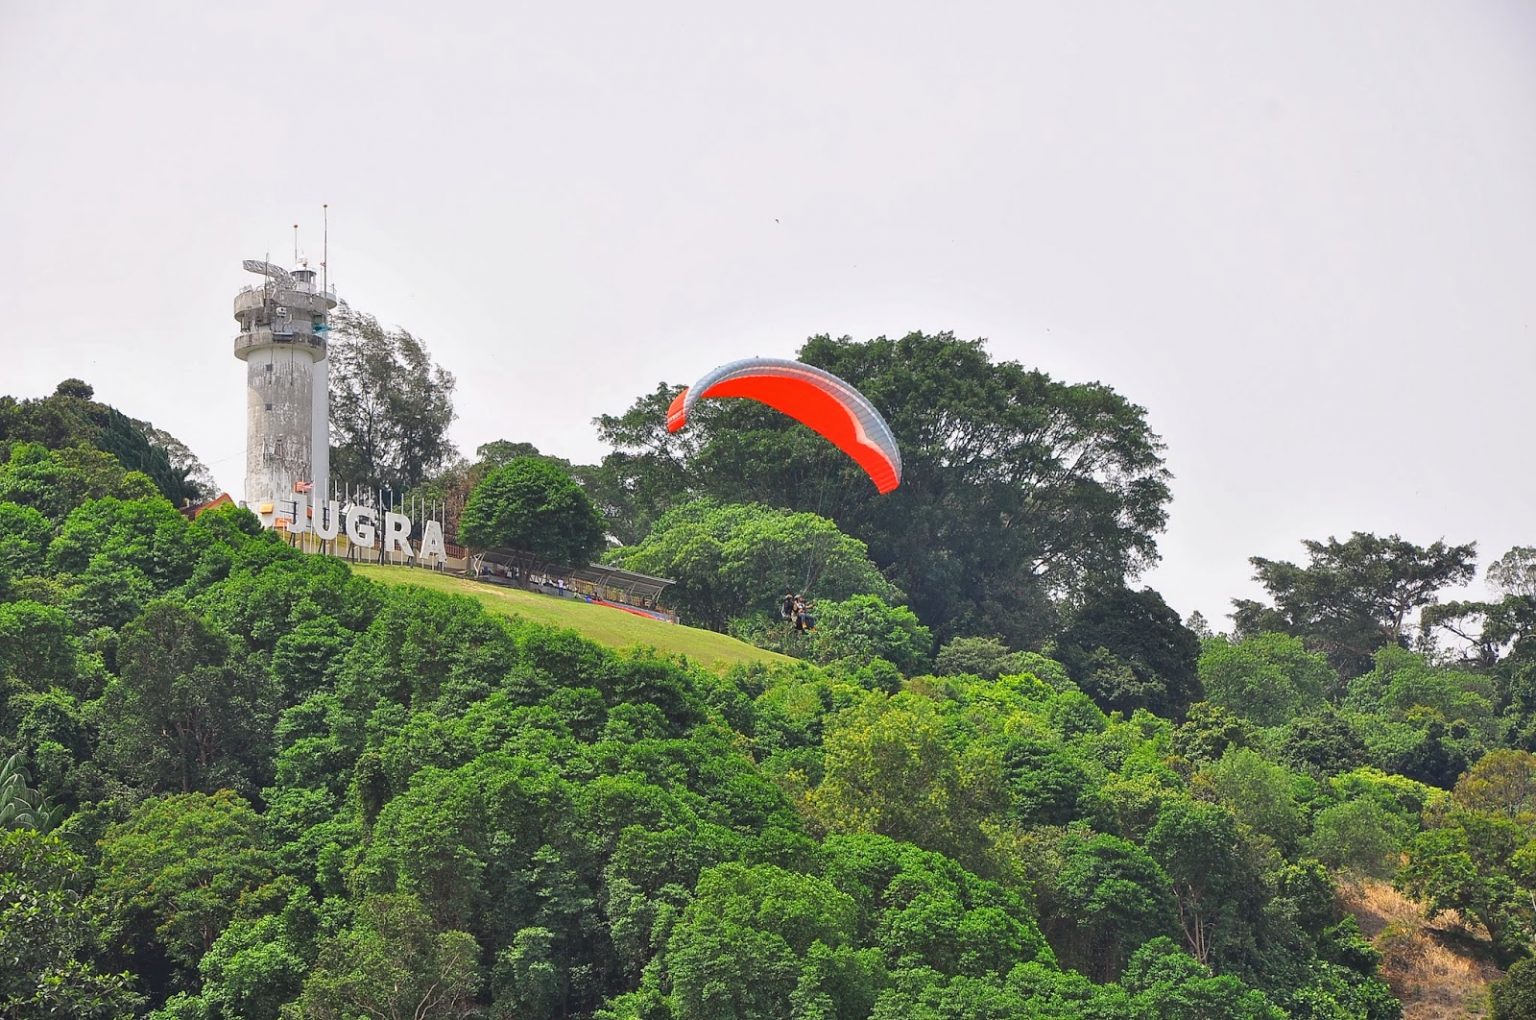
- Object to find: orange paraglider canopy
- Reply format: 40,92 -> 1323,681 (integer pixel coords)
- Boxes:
666,358 -> 902,494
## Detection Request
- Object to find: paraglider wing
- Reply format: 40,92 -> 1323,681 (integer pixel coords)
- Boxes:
666,358 -> 903,493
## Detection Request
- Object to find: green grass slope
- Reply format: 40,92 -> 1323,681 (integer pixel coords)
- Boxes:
352,565 -> 793,670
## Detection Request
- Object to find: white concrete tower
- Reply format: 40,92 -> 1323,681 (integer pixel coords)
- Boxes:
233,259 -> 338,522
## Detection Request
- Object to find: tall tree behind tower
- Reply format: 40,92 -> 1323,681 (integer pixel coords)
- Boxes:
327,307 -> 458,494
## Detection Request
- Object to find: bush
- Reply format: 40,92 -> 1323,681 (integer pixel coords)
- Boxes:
459,457 -> 606,564
935,636 -> 1014,679
1492,956 -> 1536,1020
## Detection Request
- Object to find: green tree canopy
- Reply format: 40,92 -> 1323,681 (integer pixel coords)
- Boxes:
293,893 -> 480,1020
609,499 -> 898,631
459,456 -> 606,565
1493,956 -> 1536,1020
1197,747 -> 1306,853
0,442 -> 157,522
1489,547 -> 1536,599
1308,799 -> 1406,878
0,384 -> 205,505
97,600 -> 277,795
1345,645 -> 1497,742
91,791 -> 275,996
0,501 -> 50,579
327,307 -> 458,493
1055,586 -> 1202,719
806,693 -> 979,865
663,862 -> 868,1020
0,829 -> 144,1018
1233,532 -> 1477,678
935,636 -> 1017,680
1198,632 -> 1333,726
594,332 -> 1171,645
1045,829 -> 1177,980
804,595 -> 933,675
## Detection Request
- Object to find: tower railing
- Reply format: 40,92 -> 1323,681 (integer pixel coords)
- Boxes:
236,282 -> 339,302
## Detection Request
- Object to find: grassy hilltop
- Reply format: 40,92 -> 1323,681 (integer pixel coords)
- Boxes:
351,564 -> 794,669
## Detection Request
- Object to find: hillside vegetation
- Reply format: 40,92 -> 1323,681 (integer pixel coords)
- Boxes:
7,347 -> 1536,1020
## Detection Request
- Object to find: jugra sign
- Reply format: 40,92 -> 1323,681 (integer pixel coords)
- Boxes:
272,494 -> 449,562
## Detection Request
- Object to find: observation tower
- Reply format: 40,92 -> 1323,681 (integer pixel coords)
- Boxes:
233,258 -> 337,520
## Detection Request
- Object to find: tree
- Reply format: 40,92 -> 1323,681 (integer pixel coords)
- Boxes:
132,418 -> 218,502
492,926 -> 565,1020
1056,586 -> 1202,718
1345,646 -> 1497,742
1120,938 -> 1284,1020
0,600 -> 77,688
595,333 -> 1171,645
43,493 -> 212,631
1171,702 -> 1257,766
477,439 -> 570,472
1186,611 -> 1216,640
1422,594 -> 1536,670
1492,955 -> 1536,1019
1197,748 -> 1305,852
327,306 -> 458,493
935,636 -> 1016,679
1489,547 -> 1536,599
0,442 -> 155,522
294,893 -> 481,1020
0,384 -> 203,504
1198,633 -> 1333,726
397,441 -> 573,550
193,883 -> 318,1020
1277,709 -> 1367,777
1396,822 -> 1530,959
459,456 -> 606,565
806,694 -> 979,865
996,736 -> 1093,828
608,499 -> 897,631
0,748 -> 66,831
1046,830 -> 1177,980
97,601 -> 277,795
91,791 -> 275,995
1308,800 -> 1406,878
817,833 -> 1048,978
1453,750 -> 1536,826
1145,798 -> 1251,967
47,495 -> 205,591
663,863 -> 866,1020
1234,533 -> 1477,678
0,751 -> 63,831
0,501 -> 50,578
801,595 -> 933,675
0,829 -> 144,1019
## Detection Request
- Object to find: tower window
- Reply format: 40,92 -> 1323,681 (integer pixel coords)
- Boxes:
265,403 -> 273,411
265,363 -> 273,372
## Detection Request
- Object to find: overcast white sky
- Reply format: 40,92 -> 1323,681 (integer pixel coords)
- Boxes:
2,2 -> 1533,624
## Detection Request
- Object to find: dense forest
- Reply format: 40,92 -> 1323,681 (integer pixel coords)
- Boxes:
5,337 -> 1536,1019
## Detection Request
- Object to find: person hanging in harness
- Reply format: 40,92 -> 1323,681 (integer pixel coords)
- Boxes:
794,597 -> 816,633
781,590 -> 798,622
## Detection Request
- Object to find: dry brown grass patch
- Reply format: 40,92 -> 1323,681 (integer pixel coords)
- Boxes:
1337,877 -> 1503,1020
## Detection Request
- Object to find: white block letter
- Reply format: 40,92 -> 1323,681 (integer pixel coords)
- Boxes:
346,507 -> 376,547
419,519 -> 446,562
313,500 -> 341,540
285,494 -> 309,534
384,511 -> 414,559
